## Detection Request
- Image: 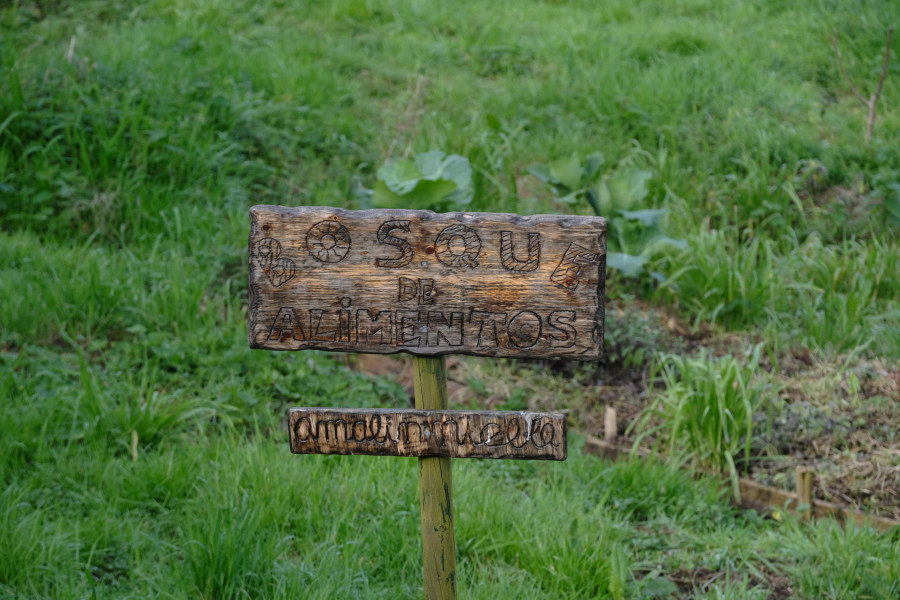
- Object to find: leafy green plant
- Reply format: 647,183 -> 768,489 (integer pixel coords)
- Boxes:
372,150 -> 473,211
634,345 -> 771,499
528,151 -> 685,278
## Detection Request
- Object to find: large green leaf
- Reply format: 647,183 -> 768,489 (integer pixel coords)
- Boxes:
526,164 -> 553,185
604,168 -> 652,211
556,189 -> 586,205
607,252 -> 648,277
548,152 -> 583,191
372,179 -> 458,210
596,178 -> 613,215
413,179 -> 463,210
376,158 -> 421,195
415,151 -> 472,188
620,208 -> 666,227
373,150 -> 473,210
584,152 -> 605,180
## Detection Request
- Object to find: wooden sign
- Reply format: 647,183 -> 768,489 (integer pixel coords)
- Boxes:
288,408 -> 566,460
248,206 -> 607,360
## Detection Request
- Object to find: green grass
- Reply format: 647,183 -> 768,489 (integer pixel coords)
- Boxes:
2,0 -> 899,597
655,229 -> 900,356
635,346 -> 772,499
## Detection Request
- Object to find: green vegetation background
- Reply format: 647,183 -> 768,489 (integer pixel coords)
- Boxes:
1,0 -> 898,598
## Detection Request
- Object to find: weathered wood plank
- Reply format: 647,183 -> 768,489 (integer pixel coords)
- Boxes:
249,206 -> 606,360
288,408 -> 567,460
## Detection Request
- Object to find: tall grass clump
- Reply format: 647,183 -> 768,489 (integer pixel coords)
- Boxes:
0,486 -> 59,591
656,229 -> 779,329
181,484 -> 285,599
635,345 -> 771,499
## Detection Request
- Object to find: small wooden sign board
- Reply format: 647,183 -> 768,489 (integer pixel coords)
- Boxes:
289,408 -> 566,460
248,205 -> 606,599
248,205 -> 606,360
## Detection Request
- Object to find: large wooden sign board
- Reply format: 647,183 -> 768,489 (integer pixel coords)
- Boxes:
248,206 -> 607,360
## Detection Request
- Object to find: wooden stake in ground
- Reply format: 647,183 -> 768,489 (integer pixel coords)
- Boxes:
414,356 -> 457,600
601,405 -> 618,459
796,466 -> 815,522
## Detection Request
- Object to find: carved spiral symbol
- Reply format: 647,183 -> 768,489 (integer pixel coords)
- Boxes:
434,225 -> 481,269
306,220 -> 352,263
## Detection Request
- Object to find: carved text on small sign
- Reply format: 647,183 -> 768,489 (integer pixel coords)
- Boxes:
288,408 -> 567,460
249,206 -> 607,360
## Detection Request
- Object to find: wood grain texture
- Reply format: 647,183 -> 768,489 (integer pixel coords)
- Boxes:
287,407 -> 567,460
249,205 -> 606,360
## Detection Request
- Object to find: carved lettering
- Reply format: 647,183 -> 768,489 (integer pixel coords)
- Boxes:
398,311 -> 423,347
418,279 -> 435,305
398,277 -> 418,302
352,420 -> 367,442
398,420 -> 423,444
505,417 -> 529,449
315,418 -> 349,443
375,220 -> 414,268
506,310 -> 542,349
356,309 -> 393,345
469,311 -> 507,348
435,225 -> 482,269
550,243 -> 600,291
338,297 -> 352,343
268,304 -> 588,354
499,231 -> 540,273
294,416 -> 312,441
268,307 -> 306,341
532,420 -> 552,448
547,310 -> 577,349
289,408 -> 567,460
310,309 -> 338,342
479,423 -> 503,446
426,311 -> 464,347
370,413 -> 387,443
398,278 -> 435,305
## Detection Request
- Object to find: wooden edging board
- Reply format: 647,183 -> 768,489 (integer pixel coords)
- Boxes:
582,435 -> 899,532
248,206 -> 606,360
289,408 -> 566,460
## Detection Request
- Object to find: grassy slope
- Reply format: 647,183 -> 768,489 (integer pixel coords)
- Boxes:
1,0 -> 898,598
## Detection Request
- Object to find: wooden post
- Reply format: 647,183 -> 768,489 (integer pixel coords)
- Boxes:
796,466 -> 814,521
414,356 -> 457,600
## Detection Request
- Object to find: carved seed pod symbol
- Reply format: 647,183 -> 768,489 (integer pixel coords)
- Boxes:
306,220 -> 352,263
435,225 -> 481,269
254,237 -> 296,288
